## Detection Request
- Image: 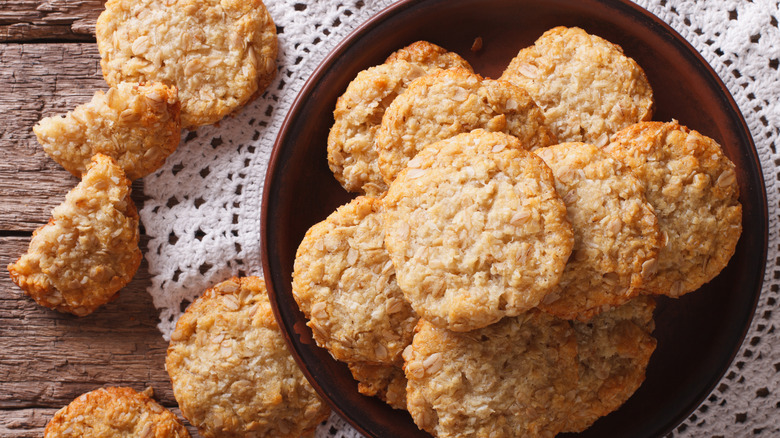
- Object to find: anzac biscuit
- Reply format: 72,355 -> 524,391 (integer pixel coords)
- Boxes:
375,68 -> 555,184
328,61 -> 427,197
563,296 -> 657,432
604,121 -> 742,297
34,82 -> 180,181
292,196 -> 418,364
383,130 -> 573,332
347,361 -> 408,411
8,154 -> 141,316
385,40 -> 473,71
500,26 -> 653,146
44,386 -> 189,438
96,0 -> 277,129
534,143 -> 661,320
166,277 -> 329,438
403,312 -> 579,438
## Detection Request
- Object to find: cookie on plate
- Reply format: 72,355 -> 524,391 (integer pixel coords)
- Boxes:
34,82 -> 180,180
292,196 -> 418,364
383,130 -> 573,332
96,0 -> 277,129
347,361 -> 408,411
500,26 -> 653,146
375,67 -> 556,184
166,276 -> 329,438
604,121 -> 742,297
44,386 -> 189,438
385,40 -> 473,71
562,296 -> 657,433
534,143 -> 661,320
8,154 -> 141,316
404,311 -> 579,438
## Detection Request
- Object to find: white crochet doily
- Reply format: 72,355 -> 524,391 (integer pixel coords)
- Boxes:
139,0 -> 780,436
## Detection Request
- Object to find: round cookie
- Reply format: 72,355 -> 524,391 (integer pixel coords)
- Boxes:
96,0 -> 277,129
166,277 -> 329,438
604,121 -> 742,297
347,361 -> 408,411
328,61 -> 427,197
385,40 -> 473,71
8,154 -> 141,316
562,296 -> 657,433
383,130 -> 574,332
292,196 -> 418,364
34,82 -> 180,180
44,386 -> 189,438
403,311 -> 579,438
500,26 -> 654,146
534,143 -> 661,320
375,67 -> 556,184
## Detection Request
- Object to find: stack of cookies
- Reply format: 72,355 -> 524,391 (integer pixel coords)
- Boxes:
293,28 -> 742,437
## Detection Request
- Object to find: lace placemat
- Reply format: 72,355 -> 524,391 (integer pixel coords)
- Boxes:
138,0 -> 780,436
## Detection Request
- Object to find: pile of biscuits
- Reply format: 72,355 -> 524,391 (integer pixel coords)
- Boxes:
5,0 -> 335,437
293,28 -> 743,437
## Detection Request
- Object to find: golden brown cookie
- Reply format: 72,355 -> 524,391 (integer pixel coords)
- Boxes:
383,130 -> 573,332
534,143 -> 661,320
34,82 -> 181,180
500,26 -> 653,146
348,361 -> 408,411
375,67 -> 556,184
166,277 -> 329,438
404,312 -> 579,438
96,0 -> 277,129
385,40 -> 473,71
44,387 -> 189,438
8,154 -> 141,316
604,121 -> 742,297
563,296 -> 657,432
292,196 -> 418,364
327,61 -> 427,197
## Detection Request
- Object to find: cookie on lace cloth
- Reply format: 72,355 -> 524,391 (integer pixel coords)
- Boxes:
44,386 -> 190,438
603,120 -> 742,297
96,0 -> 277,129
166,276 -> 329,438
534,142 -> 661,320
375,67 -> 556,184
8,154 -> 141,316
292,196 -> 418,365
500,26 -> 654,146
34,82 -> 180,180
328,41 -> 472,197
383,130 -> 573,332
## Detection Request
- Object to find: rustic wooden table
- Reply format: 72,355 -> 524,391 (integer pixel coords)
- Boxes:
0,1 -> 197,435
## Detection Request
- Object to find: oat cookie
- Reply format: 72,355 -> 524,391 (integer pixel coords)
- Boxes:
44,387 -> 189,438
8,154 -> 141,316
34,82 -> 180,180
563,296 -> 657,432
404,312 -> 579,438
375,68 -> 556,184
500,26 -> 653,146
534,143 -> 661,320
348,361 -> 408,411
96,0 -> 277,129
604,121 -> 742,297
166,277 -> 329,438
385,40 -> 473,71
383,130 -> 573,332
292,196 -> 418,364
328,61 -> 427,197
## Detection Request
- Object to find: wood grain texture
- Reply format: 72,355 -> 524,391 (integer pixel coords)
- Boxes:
0,0 -> 104,42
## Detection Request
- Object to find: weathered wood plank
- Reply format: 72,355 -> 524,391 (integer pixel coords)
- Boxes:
0,236 -> 175,409
0,0 -> 104,42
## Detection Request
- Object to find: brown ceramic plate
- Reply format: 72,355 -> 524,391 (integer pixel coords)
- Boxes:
261,0 -> 767,436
